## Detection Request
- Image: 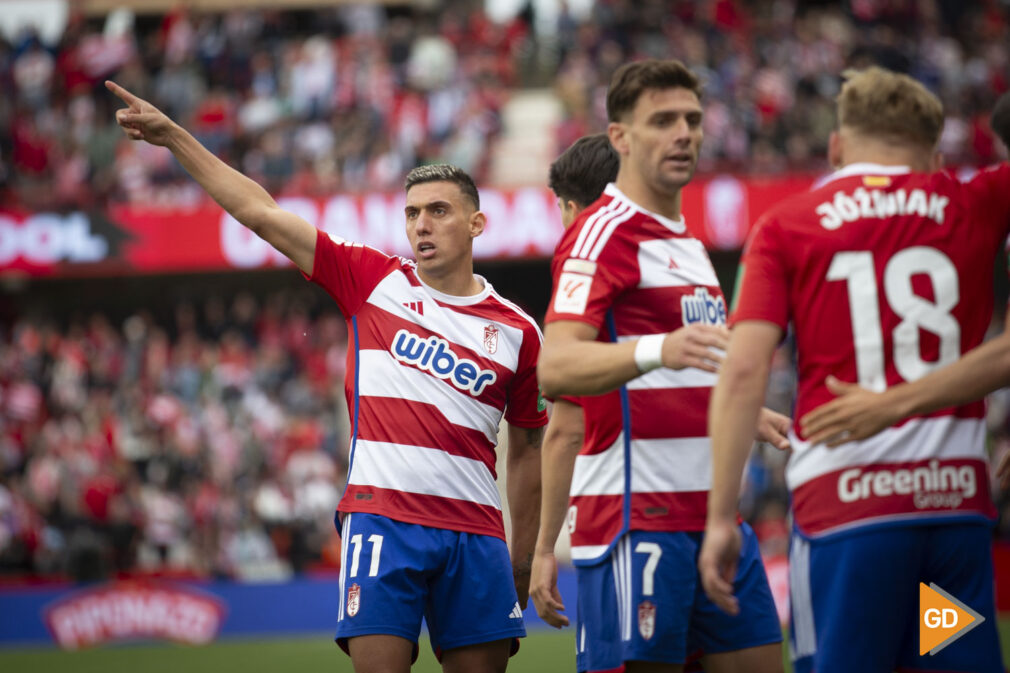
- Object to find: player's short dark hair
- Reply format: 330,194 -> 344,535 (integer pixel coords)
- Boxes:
606,59 -> 702,122
548,133 -> 620,208
404,164 -> 480,210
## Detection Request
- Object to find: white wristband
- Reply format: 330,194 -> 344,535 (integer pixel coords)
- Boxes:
634,334 -> 665,373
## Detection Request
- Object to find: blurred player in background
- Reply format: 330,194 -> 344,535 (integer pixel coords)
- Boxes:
107,80 -> 547,673
700,69 -> 1009,673
538,60 -> 787,673
529,133 -> 618,628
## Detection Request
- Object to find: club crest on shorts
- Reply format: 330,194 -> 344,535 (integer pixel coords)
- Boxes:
347,583 -> 361,617
638,600 -> 656,640
483,324 -> 499,354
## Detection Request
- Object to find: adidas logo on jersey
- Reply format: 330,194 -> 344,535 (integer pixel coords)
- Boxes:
509,602 -> 523,619
391,329 -> 497,396
837,460 -> 977,509
681,288 -> 727,326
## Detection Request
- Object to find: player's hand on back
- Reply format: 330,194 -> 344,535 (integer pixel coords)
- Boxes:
697,519 -> 742,616
756,408 -> 791,450
661,324 -> 729,372
799,376 -> 903,447
529,550 -> 570,628
106,80 -> 177,147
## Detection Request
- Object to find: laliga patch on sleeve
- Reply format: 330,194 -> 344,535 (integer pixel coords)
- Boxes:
563,258 -> 597,275
553,271 -> 592,315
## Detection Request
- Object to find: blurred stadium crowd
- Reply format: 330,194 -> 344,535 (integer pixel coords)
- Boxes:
0,291 -> 351,580
2,0 -> 1008,212
1,0 -> 1010,580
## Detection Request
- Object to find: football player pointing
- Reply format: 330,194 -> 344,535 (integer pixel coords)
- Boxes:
108,80 -> 547,673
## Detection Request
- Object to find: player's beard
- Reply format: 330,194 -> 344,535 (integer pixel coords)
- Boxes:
651,158 -> 696,196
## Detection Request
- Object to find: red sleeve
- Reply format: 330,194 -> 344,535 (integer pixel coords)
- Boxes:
504,324 -> 549,428
544,222 -> 636,331
964,162 -> 1010,238
304,229 -> 395,317
730,214 -> 790,330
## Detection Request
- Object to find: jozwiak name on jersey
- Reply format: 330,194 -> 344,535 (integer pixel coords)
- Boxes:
816,187 -> 950,230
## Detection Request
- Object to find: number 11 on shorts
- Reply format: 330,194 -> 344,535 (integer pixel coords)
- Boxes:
348,534 -> 383,578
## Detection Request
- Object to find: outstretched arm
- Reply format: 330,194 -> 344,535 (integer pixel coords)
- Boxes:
506,423 -> 545,611
698,320 -> 782,615
106,80 -> 316,274
530,399 -> 583,628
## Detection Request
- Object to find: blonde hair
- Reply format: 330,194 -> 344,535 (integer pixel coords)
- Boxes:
836,67 -> 943,149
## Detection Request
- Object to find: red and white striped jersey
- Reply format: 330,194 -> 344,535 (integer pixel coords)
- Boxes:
306,229 -> 548,540
545,184 -> 726,564
734,162 -> 1010,538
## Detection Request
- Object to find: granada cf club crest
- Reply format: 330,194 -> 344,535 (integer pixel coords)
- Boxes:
483,324 -> 499,354
347,583 -> 361,617
638,600 -> 656,640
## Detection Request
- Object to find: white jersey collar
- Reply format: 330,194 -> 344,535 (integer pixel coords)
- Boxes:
604,183 -> 687,234
416,272 -> 492,306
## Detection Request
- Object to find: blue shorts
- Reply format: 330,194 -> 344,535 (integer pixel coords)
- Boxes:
790,522 -> 1003,673
334,513 -> 525,658
574,523 -> 782,672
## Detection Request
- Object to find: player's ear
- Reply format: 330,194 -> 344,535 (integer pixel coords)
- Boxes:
827,130 -> 843,169
469,210 -> 486,239
608,121 -> 629,156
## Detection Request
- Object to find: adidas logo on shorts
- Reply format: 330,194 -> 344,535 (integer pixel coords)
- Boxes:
509,602 -> 523,619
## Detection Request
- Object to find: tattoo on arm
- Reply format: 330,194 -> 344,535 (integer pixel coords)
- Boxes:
525,427 -> 545,449
513,552 -> 534,577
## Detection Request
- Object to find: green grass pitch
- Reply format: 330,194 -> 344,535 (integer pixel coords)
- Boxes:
1,620 -> 1008,672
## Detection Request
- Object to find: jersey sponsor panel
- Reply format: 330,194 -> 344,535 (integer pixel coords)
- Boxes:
734,163 -> 1010,535
355,350 -> 501,444
354,312 -> 519,411
786,416 -> 994,535
608,285 -> 726,337
793,458 -> 992,537
366,271 -> 525,371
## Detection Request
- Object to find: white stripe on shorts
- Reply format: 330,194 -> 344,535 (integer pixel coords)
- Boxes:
789,534 -> 817,659
622,536 -> 632,642
338,513 -> 351,622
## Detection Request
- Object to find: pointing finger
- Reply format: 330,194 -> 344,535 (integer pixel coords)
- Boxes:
105,80 -> 141,108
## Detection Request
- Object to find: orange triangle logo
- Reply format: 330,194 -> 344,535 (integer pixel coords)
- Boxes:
919,582 -> 985,655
